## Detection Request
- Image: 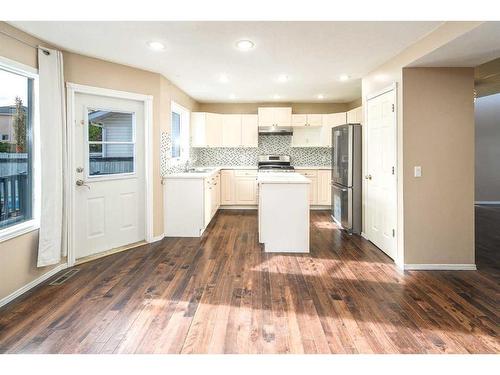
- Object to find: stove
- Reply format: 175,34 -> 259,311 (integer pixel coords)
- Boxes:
258,155 -> 295,172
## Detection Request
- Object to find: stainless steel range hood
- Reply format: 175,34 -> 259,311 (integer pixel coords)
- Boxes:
258,125 -> 293,135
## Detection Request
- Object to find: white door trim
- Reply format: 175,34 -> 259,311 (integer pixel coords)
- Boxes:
363,82 -> 400,266
66,83 -> 154,267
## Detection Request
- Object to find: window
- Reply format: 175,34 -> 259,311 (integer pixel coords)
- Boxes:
170,101 -> 190,161
87,109 -> 135,176
0,61 -> 37,233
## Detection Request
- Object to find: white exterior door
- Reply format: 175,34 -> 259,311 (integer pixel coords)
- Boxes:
365,89 -> 397,259
73,92 -> 145,260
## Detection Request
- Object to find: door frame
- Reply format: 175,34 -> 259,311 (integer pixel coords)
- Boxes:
66,82 -> 154,266
362,82 -> 401,266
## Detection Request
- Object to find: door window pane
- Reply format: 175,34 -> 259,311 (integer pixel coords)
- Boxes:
87,110 -> 135,177
0,68 -> 33,229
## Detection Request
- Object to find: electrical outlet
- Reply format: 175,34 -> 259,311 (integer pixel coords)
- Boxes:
414,166 -> 422,178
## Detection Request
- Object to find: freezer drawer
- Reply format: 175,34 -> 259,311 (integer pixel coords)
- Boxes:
331,183 -> 351,231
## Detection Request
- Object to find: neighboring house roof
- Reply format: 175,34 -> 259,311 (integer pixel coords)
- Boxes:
0,105 -> 28,115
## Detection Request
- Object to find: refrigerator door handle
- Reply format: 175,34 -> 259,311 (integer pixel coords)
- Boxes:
331,182 -> 348,192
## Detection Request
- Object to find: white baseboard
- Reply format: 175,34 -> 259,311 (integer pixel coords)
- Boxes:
0,263 -> 68,309
151,233 -> 165,242
310,205 -> 331,210
360,232 -> 369,240
404,263 -> 477,271
475,201 -> 500,205
219,205 -> 257,210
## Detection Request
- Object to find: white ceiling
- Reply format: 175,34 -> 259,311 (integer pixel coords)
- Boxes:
11,21 -> 442,103
410,22 -> 500,67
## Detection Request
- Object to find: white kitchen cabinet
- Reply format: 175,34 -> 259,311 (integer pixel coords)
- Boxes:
164,170 -> 220,237
234,170 -> 258,205
347,106 -> 363,124
241,114 -> 258,147
322,112 -> 347,146
258,107 -> 292,127
220,170 -> 235,204
222,114 -> 242,147
297,170 -> 318,204
291,127 -> 323,147
191,112 -> 222,147
291,114 -> 323,128
317,170 -> 332,205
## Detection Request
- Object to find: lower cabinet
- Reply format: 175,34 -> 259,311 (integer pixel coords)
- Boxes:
297,169 -> 331,206
317,170 -> 332,205
220,169 -> 258,205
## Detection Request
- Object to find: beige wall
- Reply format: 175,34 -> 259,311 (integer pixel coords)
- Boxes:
362,21 -> 481,266
198,102 -> 348,114
0,22 -> 62,301
475,93 -> 500,202
403,67 -> 475,264
346,98 -> 362,110
0,22 -> 199,301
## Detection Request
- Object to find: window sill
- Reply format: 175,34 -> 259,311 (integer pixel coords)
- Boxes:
0,219 -> 39,244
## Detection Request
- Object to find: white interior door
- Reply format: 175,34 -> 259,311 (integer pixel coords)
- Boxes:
74,92 -> 145,260
365,88 -> 397,259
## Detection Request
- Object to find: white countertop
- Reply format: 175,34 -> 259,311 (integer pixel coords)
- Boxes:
257,172 -> 310,184
163,165 -> 330,179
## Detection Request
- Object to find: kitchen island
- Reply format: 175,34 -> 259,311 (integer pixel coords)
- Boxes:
257,172 -> 310,253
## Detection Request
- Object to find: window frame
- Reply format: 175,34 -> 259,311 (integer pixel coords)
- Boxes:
0,56 -> 40,243
170,101 -> 190,163
84,106 -> 137,180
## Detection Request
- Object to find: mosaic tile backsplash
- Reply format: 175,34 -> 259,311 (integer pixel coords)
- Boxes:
160,134 -> 332,176
191,135 -> 331,168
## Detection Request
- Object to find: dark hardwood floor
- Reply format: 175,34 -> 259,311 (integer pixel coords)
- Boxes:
0,209 -> 498,354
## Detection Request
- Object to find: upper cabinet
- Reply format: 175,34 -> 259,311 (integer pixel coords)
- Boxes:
321,112 -> 347,146
241,114 -> 258,147
222,114 -> 241,147
192,112 -> 258,148
291,114 -> 323,127
347,106 -> 363,124
258,107 -> 292,127
192,112 -> 222,147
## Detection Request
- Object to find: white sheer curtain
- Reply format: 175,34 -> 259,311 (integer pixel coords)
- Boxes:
37,47 -> 67,267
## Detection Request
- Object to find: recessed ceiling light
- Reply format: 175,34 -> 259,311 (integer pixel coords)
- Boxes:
273,94 -> 281,100
339,74 -> 350,82
236,39 -> 255,51
147,41 -> 165,51
277,74 -> 289,83
219,74 -> 229,83
317,94 -> 324,100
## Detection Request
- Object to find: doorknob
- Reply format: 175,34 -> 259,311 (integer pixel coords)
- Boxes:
365,175 -> 372,180
76,179 -> 90,189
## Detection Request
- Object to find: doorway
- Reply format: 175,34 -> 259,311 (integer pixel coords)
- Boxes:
364,85 -> 397,260
66,84 -> 153,265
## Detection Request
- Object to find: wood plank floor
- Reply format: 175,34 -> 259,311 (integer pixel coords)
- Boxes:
0,209 -> 498,354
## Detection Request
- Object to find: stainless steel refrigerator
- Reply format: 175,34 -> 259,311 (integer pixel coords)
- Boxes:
331,123 -> 362,234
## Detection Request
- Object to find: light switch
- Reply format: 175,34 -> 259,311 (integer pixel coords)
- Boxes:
414,166 -> 422,178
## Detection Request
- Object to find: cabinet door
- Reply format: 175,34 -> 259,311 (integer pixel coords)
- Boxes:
206,113 -> 223,147
347,106 -> 362,124
317,170 -> 332,205
307,114 -> 323,127
241,114 -> 258,147
220,170 -> 235,205
191,112 -> 207,147
297,170 -> 318,204
258,107 -> 275,127
235,176 -> 257,204
291,127 -> 322,147
291,114 -> 307,127
274,107 -> 292,127
222,114 -> 242,147
322,112 -> 347,146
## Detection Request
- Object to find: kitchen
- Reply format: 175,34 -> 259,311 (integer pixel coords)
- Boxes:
163,105 -> 363,252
